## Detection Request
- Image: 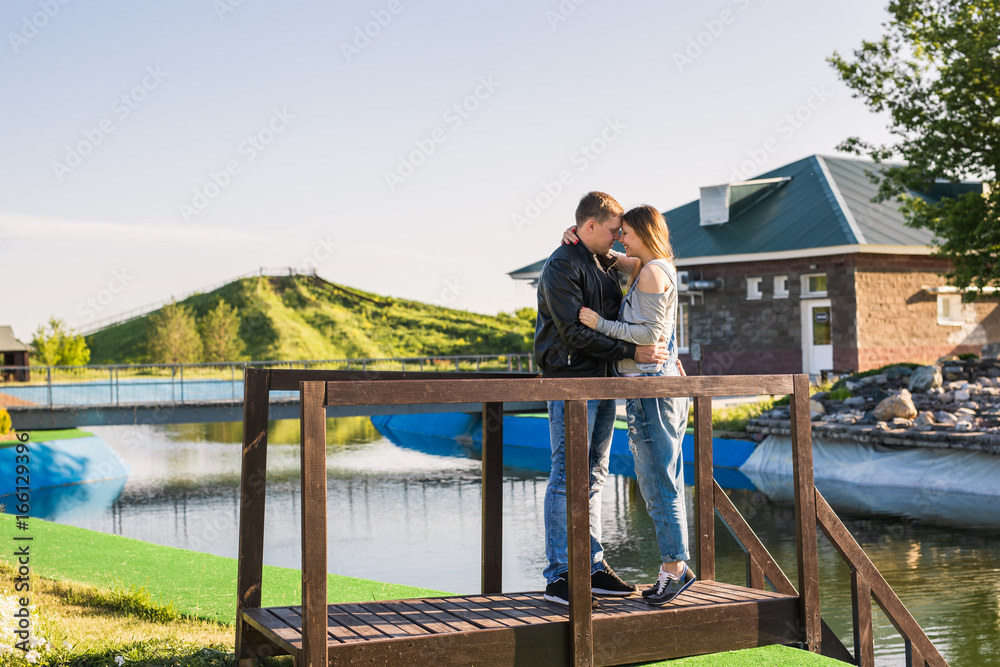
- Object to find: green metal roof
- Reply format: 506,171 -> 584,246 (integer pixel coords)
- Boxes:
508,154 -> 984,279
668,155 -> 982,261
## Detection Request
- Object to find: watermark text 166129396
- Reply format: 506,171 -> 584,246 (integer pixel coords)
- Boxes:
11,433 -> 35,651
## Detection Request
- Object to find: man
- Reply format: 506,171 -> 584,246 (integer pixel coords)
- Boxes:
534,191 -> 666,605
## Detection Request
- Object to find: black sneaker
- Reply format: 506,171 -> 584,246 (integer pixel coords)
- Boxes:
543,576 -> 598,607
590,560 -> 637,596
644,563 -> 696,606
543,576 -> 570,605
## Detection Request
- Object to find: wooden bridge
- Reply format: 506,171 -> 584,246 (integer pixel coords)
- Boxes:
234,369 -> 950,666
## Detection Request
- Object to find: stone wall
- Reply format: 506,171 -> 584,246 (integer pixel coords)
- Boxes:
853,254 -> 1000,370
678,254 -> 856,375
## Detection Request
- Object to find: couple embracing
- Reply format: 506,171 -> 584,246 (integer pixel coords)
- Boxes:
533,191 -> 693,607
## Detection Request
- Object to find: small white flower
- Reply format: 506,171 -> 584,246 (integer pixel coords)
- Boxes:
63,641 -> 73,650
26,649 -> 40,664
115,655 -> 125,666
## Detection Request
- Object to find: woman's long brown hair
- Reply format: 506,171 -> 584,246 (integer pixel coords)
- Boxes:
621,205 -> 674,290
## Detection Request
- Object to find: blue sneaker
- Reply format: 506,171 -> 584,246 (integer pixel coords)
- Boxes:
644,564 -> 695,606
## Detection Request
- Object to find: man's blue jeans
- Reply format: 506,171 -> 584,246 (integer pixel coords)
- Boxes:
543,398 -> 616,584
625,368 -> 691,563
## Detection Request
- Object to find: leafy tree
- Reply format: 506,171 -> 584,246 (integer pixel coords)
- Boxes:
200,298 -> 246,362
146,300 -> 203,364
829,0 -> 1000,293
30,317 -> 91,366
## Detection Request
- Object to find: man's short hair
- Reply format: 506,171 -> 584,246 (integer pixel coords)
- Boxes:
575,191 -> 623,226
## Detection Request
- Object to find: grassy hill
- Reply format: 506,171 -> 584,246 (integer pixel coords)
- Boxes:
86,274 -> 534,364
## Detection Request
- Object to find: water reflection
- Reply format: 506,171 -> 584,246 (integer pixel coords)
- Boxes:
8,417 -> 998,666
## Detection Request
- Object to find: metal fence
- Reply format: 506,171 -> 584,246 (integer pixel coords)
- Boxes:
0,353 -> 535,409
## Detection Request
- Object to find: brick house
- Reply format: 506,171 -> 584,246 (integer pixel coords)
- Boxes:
510,154 -> 1000,376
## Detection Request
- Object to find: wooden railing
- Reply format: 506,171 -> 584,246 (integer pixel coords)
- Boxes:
234,369 -> 949,667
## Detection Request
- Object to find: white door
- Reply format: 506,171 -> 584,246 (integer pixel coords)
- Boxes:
801,299 -> 833,375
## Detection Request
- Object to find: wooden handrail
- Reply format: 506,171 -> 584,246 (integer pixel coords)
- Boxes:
816,492 -> 949,667
234,369 -> 950,667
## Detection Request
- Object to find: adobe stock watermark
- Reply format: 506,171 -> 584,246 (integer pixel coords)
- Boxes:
179,107 -> 294,223
672,0 -> 751,73
74,268 -> 136,326
430,277 -> 467,308
213,0 -> 247,21
340,0 -> 413,63
512,117 -> 627,233
728,85 -> 833,182
292,235 -> 340,275
545,0 -> 588,31
7,0 -> 72,54
383,75 -> 500,192
51,66 -> 168,183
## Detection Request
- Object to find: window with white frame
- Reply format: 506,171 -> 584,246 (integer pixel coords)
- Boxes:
677,271 -> 689,292
773,275 -> 789,299
676,302 -> 690,353
937,294 -> 963,326
801,273 -> 827,297
747,277 -> 762,300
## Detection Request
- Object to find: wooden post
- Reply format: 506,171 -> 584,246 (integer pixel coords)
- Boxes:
565,400 -> 593,667
481,401 -> 503,594
851,569 -> 875,667
906,640 -> 925,667
748,557 -> 764,591
693,396 -> 715,581
300,381 -> 329,667
790,374 -> 821,652
236,368 -> 271,666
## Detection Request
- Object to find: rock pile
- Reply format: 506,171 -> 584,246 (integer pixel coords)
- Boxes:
756,344 -> 1000,436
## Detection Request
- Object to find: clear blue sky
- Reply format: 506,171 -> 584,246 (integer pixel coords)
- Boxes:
1,0 -> 896,341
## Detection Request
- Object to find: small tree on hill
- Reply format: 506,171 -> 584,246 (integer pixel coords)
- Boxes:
146,301 -> 203,364
200,298 -> 246,362
31,317 -> 91,366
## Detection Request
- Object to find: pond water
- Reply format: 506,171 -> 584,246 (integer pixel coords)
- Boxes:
11,417 -> 1000,665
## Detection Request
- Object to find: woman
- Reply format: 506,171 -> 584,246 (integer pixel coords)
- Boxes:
564,204 -> 694,606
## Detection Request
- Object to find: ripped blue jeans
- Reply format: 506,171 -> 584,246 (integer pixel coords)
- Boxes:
625,367 -> 691,563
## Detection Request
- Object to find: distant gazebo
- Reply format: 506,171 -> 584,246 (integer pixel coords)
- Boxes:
0,326 -> 30,381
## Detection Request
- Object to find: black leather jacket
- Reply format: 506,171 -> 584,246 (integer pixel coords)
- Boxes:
534,241 -> 636,377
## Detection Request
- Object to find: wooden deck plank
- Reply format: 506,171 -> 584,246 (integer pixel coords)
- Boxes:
397,599 -> 485,632
243,608 -> 300,654
378,600 -> 469,635
701,580 -> 792,601
284,605 -> 367,643
291,605 -> 387,642
264,607 -> 316,644
710,581 -> 792,600
479,595 -> 567,623
420,598 -> 511,629
352,602 -> 436,636
329,606 -> 407,639
433,596 -> 533,628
